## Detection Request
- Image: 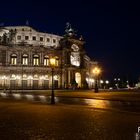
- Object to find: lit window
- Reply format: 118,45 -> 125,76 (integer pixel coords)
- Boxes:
33,54 -> 39,66
17,35 -> 21,40
23,74 -> 27,78
25,36 -> 29,40
40,37 -> 44,41
11,74 -> 16,78
54,75 -> 59,80
44,55 -> 49,66
22,54 -> 28,65
32,36 -> 36,41
11,54 -> 17,65
45,75 -> 49,79
34,75 -> 38,78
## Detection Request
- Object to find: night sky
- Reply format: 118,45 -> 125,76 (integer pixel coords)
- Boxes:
0,0 -> 140,81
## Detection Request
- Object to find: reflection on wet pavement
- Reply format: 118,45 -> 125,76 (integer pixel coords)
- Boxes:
0,92 -> 140,112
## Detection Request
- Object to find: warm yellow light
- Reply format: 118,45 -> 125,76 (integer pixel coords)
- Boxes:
28,75 -> 33,79
11,74 -> 16,78
100,80 -> 104,84
2,75 -> 7,80
93,67 -> 101,75
50,58 -> 56,67
40,76 -> 45,80
105,80 -> 109,84
16,75 -> 21,79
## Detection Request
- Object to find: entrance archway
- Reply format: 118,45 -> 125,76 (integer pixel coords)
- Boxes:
75,72 -> 81,87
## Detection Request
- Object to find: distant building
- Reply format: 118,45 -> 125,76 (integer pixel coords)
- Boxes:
136,82 -> 140,89
0,24 -> 98,90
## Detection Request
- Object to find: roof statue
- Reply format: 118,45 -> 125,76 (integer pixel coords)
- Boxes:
65,22 -> 76,36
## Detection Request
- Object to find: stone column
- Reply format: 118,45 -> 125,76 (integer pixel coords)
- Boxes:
68,70 -> 71,84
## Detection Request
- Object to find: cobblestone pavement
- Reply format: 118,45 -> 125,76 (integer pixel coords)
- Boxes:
2,89 -> 140,101
1,91 -> 140,113
0,99 -> 140,140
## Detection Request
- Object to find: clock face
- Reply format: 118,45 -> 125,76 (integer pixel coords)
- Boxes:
70,44 -> 80,67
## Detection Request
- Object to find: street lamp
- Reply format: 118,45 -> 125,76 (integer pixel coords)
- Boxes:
105,80 -> 109,89
105,80 -> 109,84
50,57 -> 56,104
100,80 -> 104,89
93,67 -> 101,93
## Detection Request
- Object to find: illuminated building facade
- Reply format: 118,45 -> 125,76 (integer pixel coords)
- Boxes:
0,24 -> 98,90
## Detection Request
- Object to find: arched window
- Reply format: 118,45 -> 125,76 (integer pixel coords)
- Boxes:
23,74 -> 27,78
34,74 -> 38,78
22,54 -> 28,65
11,54 -> 17,65
45,75 -> 49,79
53,75 -> 59,80
33,54 -> 39,66
44,55 -> 49,66
75,72 -> 81,87
11,74 -> 16,78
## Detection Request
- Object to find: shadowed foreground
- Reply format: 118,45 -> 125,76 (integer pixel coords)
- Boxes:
0,99 -> 140,140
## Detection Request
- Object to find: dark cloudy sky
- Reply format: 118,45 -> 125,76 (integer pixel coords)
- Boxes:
0,0 -> 140,80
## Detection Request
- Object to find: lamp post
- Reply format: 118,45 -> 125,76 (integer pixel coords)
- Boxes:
93,67 -> 101,93
50,57 -> 56,104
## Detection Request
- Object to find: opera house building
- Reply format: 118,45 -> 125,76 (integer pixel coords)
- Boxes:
0,24 -> 98,90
